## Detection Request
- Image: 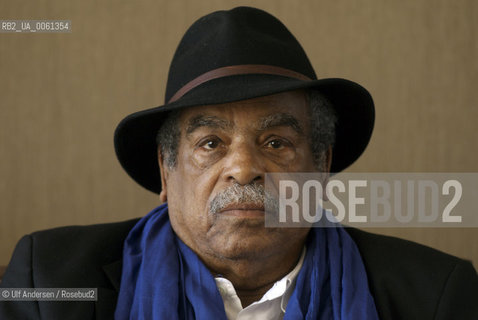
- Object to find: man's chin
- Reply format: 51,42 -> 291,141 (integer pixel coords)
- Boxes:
206,230 -> 280,260
210,245 -> 269,261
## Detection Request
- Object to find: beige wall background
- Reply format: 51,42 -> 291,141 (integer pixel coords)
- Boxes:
1,0 -> 477,267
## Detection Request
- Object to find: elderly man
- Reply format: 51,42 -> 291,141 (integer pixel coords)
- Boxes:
1,6 -> 477,320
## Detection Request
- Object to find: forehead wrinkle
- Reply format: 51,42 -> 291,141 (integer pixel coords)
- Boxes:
256,112 -> 305,135
185,115 -> 234,135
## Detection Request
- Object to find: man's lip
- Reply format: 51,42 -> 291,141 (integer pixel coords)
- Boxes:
219,205 -> 265,217
220,204 -> 265,212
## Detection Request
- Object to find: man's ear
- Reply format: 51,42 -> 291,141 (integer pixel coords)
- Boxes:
322,146 -> 333,201
325,145 -> 333,173
158,150 -> 168,203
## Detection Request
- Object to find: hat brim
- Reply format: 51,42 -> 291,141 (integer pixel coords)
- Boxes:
114,75 -> 374,194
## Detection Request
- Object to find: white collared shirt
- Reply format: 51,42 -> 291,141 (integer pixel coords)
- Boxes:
214,248 -> 306,320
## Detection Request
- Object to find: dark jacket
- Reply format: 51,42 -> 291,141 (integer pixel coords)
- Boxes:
1,218 -> 477,319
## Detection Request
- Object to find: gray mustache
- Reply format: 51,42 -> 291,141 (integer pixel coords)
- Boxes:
209,183 -> 279,214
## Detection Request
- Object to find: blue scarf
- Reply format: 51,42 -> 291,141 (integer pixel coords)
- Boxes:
115,204 -> 379,319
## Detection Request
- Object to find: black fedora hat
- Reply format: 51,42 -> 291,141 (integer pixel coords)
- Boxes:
114,6 -> 374,194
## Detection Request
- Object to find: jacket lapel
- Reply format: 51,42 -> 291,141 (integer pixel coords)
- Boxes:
102,260 -> 122,291
95,260 -> 123,320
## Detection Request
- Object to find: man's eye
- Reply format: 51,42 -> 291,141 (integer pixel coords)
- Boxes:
206,140 -> 218,149
267,139 -> 283,149
201,138 -> 221,150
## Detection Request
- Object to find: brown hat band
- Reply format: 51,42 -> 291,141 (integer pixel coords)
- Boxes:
168,64 -> 313,103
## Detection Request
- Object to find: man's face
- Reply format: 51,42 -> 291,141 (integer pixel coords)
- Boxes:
159,90 -> 318,262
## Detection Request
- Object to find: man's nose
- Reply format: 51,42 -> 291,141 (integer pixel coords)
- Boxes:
222,140 -> 264,185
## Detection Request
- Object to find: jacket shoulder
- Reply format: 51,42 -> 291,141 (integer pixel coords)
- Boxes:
1,218 -> 139,319
346,228 -> 478,319
3,218 -> 140,289
30,218 -> 140,259
346,227 -> 466,268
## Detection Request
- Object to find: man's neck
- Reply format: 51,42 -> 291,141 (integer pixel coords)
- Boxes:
202,240 -> 306,308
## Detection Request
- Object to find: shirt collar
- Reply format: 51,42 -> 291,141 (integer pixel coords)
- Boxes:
279,246 -> 306,312
214,246 -> 306,313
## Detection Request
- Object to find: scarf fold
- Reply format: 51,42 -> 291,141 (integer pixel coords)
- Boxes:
115,204 -> 379,319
